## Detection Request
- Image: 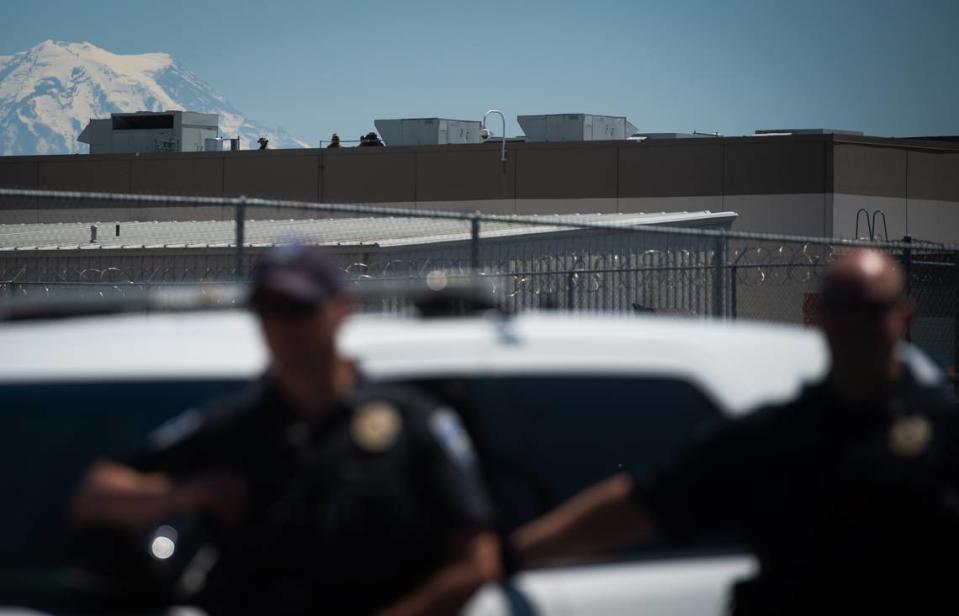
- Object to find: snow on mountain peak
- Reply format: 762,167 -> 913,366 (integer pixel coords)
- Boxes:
0,40 -> 309,155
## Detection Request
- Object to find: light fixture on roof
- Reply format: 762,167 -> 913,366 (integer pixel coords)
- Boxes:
483,109 -> 507,164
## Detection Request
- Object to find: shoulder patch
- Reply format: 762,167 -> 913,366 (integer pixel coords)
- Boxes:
148,410 -> 204,450
429,407 -> 476,467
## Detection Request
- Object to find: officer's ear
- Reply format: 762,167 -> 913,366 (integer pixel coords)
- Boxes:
327,294 -> 353,327
898,297 -> 916,330
902,297 -> 915,315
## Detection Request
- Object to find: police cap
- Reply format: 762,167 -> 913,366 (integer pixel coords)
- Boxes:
250,245 -> 345,310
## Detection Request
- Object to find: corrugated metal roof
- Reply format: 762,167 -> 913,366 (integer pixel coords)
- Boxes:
0,211 -> 736,251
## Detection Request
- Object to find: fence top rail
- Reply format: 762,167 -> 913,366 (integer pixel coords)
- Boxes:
2,187 -> 957,252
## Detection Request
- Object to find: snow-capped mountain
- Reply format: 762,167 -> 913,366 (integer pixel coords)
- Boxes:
0,40 -> 310,155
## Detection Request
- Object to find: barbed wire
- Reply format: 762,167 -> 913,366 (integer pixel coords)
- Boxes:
3,244 -> 956,292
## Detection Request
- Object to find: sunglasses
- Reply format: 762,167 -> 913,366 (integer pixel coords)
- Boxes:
818,297 -> 902,316
251,298 -> 319,318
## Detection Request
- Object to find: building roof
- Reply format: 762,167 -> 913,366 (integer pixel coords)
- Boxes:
0,210 -> 737,252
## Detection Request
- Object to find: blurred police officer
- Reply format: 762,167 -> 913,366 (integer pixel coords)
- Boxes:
72,245 -> 500,615
510,249 -> 959,614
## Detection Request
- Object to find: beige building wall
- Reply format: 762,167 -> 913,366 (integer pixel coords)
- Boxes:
415,149 -> 516,206
833,144 -> 907,199
830,144 -> 959,242
724,194 -> 830,236
908,150 -> 959,203
832,194 -> 908,241
323,149 -> 415,203
907,199 -> 959,244
2,136 -> 958,242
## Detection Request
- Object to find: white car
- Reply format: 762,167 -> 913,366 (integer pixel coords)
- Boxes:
0,307 -> 943,615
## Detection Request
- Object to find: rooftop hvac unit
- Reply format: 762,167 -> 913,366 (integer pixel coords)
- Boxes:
373,118 -> 483,146
518,114 -> 638,142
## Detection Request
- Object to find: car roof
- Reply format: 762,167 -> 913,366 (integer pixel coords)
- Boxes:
0,310 -> 941,416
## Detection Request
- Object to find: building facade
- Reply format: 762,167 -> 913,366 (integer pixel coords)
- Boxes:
1,133 -> 958,243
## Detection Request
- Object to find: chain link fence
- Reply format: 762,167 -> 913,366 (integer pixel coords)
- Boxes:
1,188 -> 957,381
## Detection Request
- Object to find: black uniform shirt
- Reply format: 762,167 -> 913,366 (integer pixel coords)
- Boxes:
634,370 -> 959,615
114,375 -> 494,615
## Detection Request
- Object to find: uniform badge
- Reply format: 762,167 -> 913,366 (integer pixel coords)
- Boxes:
351,401 -> 402,452
888,414 -> 932,458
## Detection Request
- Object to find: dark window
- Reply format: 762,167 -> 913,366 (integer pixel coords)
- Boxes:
112,114 -> 174,130
413,375 -> 734,562
418,376 -> 724,532
0,379 -> 246,568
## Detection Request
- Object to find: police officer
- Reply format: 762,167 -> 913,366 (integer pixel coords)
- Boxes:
72,245 -> 500,615
359,131 -> 384,147
510,249 -> 959,614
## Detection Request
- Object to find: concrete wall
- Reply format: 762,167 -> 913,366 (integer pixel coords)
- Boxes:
830,192 -> 959,244
2,136 -> 958,240
727,194 -> 831,236
908,150 -> 959,203
908,199 -> 959,244
726,140 -> 828,196
832,194 -> 908,241
831,144 -> 959,242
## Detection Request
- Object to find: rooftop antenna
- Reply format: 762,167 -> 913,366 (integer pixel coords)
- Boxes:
483,109 -> 507,164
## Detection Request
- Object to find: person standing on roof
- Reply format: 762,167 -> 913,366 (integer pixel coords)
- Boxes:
72,245 -> 500,615
326,133 -> 341,148
256,137 -> 269,150
359,131 -> 384,146
509,248 -> 959,615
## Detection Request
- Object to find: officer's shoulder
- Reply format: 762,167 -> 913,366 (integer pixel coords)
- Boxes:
731,383 -> 823,434
911,381 -> 959,416
193,378 -> 273,429
352,382 -> 442,416
144,381 -> 265,450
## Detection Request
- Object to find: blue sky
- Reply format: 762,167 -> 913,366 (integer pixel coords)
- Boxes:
3,0 -> 958,145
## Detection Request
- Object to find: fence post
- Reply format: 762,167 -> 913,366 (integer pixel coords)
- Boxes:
470,213 -> 481,272
711,234 -> 727,318
730,262 -> 738,320
903,235 -> 912,342
953,249 -> 959,395
952,249 -> 959,395
235,196 -> 247,281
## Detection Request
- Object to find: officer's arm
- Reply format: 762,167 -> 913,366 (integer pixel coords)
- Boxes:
511,472 -> 656,568
513,412 -> 766,568
377,529 -> 501,616
72,460 -> 244,529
